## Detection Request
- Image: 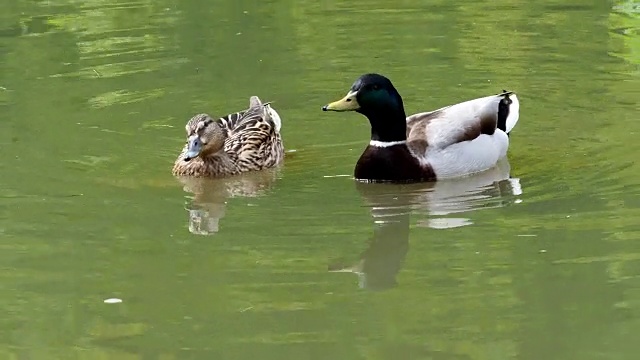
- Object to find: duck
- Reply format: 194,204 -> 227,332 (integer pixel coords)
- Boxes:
322,73 -> 520,183
172,96 -> 284,177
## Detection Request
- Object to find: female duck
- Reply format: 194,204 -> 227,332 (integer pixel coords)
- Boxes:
172,96 -> 284,177
322,73 -> 520,183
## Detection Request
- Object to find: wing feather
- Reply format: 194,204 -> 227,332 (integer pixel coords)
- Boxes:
406,93 -> 515,153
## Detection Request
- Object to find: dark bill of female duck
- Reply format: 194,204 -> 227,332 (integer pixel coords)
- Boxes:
184,134 -> 205,161
321,73 -> 520,183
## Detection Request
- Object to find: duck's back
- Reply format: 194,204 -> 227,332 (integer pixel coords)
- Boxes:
219,97 -> 284,172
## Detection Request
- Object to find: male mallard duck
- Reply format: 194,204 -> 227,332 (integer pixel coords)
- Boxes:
322,73 -> 520,183
172,96 -> 284,177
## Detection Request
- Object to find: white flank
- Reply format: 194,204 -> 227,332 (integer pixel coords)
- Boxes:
425,131 -> 509,179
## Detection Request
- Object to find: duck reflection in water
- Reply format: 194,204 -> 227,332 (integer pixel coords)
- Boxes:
329,158 -> 522,290
175,169 -> 279,235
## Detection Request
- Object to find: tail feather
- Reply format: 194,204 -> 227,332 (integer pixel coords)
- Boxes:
266,104 -> 282,132
249,96 -> 262,108
497,91 -> 520,134
247,96 -> 282,132
505,94 -> 520,134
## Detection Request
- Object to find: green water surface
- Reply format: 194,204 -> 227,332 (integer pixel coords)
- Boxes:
1,0 -> 639,359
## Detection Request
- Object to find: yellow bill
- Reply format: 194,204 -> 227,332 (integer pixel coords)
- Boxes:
322,90 -> 360,111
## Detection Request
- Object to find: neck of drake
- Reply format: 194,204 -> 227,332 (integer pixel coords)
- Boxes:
362,107 -> 408,145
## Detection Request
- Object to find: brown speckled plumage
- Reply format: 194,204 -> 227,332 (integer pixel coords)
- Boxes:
172,96 -> 284,177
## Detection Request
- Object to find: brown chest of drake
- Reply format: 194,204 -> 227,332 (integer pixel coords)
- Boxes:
354,144 -> 435,183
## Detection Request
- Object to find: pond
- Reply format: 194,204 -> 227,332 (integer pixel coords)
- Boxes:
1,0 -> 639,358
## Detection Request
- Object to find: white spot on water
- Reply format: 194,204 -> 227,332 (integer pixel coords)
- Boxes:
323,174 -> 351,178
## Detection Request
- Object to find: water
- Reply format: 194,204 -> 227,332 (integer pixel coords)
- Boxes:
1,0 -> 639,358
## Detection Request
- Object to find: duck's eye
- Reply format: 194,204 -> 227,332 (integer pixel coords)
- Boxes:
372,84 -> 380,90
